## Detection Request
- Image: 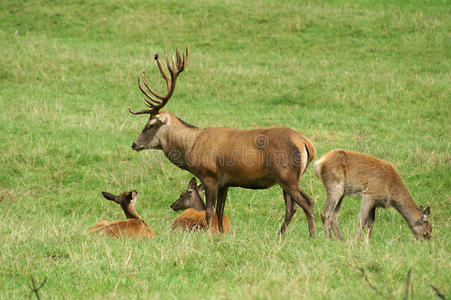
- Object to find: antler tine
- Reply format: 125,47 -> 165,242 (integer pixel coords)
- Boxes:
142,98 -> 158,109
154,53 -> 171,93
183,45 -> 189,70
176,47 -> 182,68
128,107 -> 153,115
164,50 -> 173,75
139,73 -> 164,103
130,45 -> 189,116
154,54 -> 169,81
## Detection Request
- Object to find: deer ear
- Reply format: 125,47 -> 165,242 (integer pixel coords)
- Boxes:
419,205 -> 424,212
188,177 -> 197,190
154,114 -> 167,124
102,191 -> 119,203
423,206 -> 430,217
196,184 -> 204,193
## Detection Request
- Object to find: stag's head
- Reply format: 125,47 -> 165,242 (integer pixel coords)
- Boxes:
413,205 -> 432,240
130,46 -> 189,151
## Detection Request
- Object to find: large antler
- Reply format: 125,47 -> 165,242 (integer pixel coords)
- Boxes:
129,45 -> 189,115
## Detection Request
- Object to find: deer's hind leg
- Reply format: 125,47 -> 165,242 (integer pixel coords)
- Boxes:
331,194 -> 345,240
321,182 -> 345,239
215,187 -> 228,233
279,190 -> 298,235
279,181 -> 316,237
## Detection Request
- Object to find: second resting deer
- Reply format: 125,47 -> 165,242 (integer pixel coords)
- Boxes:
315,149 -> 432,240
88,190 -> 155,238
171,177 -> 231,234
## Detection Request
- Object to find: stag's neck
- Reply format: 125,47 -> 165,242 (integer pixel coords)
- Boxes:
392,187 -> 422,231
161,113 -> 201,170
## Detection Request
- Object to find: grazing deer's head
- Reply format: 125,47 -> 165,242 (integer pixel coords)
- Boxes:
413,206 -> 432,240
171,177 -> 205,211
101,190 -> 140,220
130,46 -> 189,152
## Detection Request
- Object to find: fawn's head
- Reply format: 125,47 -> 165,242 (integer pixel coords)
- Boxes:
101,190 -> 140,219
413,205 -> 432,240
170,177 -> 205,211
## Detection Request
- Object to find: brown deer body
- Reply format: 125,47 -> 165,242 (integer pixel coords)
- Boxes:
314,149 -> 432,240
129,46 -> 316,236
88,190 -> 155,238
171,178 -> 231,233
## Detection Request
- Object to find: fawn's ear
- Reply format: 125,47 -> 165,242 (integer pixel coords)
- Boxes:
423,206 -> 431,217
196,184 -> 204,193
188,177 -> 197,190
102,191 -> 119,203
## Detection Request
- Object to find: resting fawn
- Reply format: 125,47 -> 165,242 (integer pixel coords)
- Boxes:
171,178 -> 231,233
315,149 -> 432,240
88,190 -> 155,238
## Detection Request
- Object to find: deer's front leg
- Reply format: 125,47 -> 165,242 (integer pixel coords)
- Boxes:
204,179 -> 218,229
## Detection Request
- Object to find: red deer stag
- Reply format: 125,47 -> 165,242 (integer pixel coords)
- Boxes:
315,149 -> 432,240
129,46 -> 316,236
171,177 -> 231,233
88,190 -> 155,238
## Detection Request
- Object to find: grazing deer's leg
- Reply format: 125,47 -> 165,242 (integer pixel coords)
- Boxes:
331,195 -> 345,240
321,183 -> 345,239
216,187 -> 228,233
280,183 -> 316,237
365,207 -> 376,240
355,196 -> 373,240
204,179 -> 218,229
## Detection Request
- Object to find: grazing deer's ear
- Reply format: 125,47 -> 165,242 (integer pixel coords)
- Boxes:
423,206 -> 431,217
188,177 -> 197,190
196,184 -> 204,193
419,205 -> 424,212
102,191 -> 119,203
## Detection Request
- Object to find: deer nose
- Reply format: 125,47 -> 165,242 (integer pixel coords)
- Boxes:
132,142 -> 137,149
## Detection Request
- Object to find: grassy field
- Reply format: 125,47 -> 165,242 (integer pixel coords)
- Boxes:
0,0 -> 450,298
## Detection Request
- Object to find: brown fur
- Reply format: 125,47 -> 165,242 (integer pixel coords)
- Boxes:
172,209 -> 231,234
315,149 -> 432,240
88,190 -> 155,239
130,47 -> 316,236
132,113 -> 316,236
170,178 -> 231,233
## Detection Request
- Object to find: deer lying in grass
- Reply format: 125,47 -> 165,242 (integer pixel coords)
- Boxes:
314,149 -> 432,240
171,177 -> 231,233
128,46 -> 316,236
88,190 -> 155,238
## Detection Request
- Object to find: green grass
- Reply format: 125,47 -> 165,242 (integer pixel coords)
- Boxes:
0,0 -> 450,298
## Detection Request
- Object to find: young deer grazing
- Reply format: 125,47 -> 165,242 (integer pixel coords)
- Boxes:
88,190 -> 155,238
170,178 -> 231,234
128,46 -> 316,236
315,149 -> 432,240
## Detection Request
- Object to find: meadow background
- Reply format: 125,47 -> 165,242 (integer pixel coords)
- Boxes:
0,0 -> 449,299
